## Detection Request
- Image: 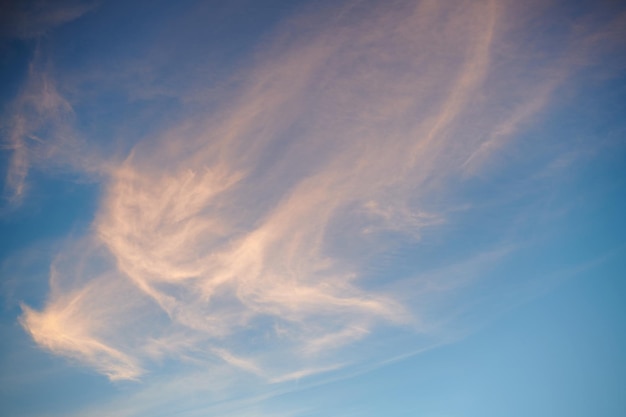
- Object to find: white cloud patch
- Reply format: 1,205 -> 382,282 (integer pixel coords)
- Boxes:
11,0 -> 625,404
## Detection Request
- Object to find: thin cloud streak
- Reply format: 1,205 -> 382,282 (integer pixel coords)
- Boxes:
2,52 -> 106,206
14,0 -> 625,401
0,0 -> 97,39
2,60 -> 74,203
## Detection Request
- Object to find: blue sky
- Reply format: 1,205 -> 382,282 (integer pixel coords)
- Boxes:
1,0 -> 625,416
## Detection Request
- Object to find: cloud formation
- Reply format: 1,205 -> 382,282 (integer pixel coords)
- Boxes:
13,0 -> 625,391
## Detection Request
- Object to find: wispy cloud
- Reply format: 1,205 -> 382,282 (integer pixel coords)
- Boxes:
17,240 -> 148,380
12,0 -> 626,411
2,57 -> 73,203
0,0 -> 97,40
1,49 -> 105,207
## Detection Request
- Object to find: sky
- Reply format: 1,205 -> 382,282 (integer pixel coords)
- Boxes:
0,0 -> 625,416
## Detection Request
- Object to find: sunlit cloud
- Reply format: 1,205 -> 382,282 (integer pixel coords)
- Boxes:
9,0 -> 625,409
